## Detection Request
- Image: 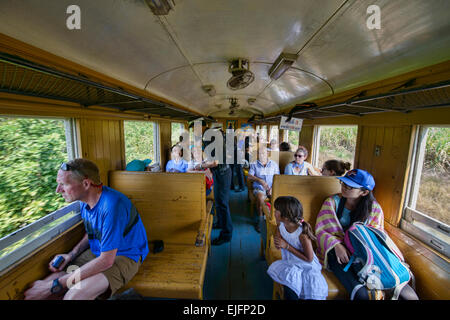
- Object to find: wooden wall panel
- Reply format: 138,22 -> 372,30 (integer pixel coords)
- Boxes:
78,119 -> 125,185
355,125 -> 412,225
299,125 -> 314,163
159,121 -> 172,171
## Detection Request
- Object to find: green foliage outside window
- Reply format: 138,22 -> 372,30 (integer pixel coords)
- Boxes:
0,118 -> 68,239
124,121 -> 155,165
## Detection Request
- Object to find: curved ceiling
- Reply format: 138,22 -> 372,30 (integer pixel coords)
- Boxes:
0,0 -> 449,118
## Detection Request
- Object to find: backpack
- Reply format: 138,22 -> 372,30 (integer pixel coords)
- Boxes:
343,222 -> 414,299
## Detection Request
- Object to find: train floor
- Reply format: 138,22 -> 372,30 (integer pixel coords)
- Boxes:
203,186 -> 273,300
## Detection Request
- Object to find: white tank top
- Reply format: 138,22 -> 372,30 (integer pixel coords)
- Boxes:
279,222 -> 303,261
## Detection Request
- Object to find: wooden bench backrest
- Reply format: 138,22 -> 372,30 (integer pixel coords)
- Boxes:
270,175 -> 341,228
277,151 -> 294,174
109,171 -> 206,245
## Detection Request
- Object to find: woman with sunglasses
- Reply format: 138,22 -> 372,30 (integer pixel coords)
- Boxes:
315,169 -> 418,300
284,146 -> 320,176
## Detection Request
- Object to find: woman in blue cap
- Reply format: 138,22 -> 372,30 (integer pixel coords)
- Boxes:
315,169 -> 418,300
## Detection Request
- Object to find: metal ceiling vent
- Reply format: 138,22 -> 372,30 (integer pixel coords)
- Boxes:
227,58 -> 255,90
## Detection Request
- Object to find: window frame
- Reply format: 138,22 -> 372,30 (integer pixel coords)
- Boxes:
401,125 -> 450,258
123,120 -> 159,166
0,201 -> 82,273
311,124 -> 358,169
0,116 -> 82,272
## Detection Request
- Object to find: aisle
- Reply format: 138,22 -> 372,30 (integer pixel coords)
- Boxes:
203,187 -> 273,300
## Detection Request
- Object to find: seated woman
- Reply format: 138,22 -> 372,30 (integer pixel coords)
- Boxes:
187,147 -> 214,196
284,146 -> 320,176
247,147 -> 280,232
321,159 -> 351,176
166,144 -> 188,173
315,169 -> 418,300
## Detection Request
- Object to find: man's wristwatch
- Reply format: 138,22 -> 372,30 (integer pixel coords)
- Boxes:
50,278 -> 63,294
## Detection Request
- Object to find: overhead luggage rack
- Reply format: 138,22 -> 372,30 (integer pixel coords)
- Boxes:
0,52 -> 200,121
256,79 -> 450,123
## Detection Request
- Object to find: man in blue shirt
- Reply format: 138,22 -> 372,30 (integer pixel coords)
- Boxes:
248,147 -> 280,232
24,159 -> 149,300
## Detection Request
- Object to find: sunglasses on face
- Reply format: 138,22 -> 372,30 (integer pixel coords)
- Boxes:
294,154 -> 305,158
60,162 -> 72,171
340,180 -> 358,190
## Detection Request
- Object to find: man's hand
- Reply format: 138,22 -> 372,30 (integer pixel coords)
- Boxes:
260,180 -> 269,191
24,280 -> 53,300
48,253 -> 72,273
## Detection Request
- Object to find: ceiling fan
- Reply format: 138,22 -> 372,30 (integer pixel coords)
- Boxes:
227,58 -> 255,90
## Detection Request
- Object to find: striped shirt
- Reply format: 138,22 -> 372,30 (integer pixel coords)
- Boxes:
315,194 -> 384,269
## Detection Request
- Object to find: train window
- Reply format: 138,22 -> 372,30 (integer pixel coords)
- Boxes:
171,122 -> 185,146
0,116 -> 80,272
402,126 -> 449,257
314,125 -> 358,169
124,120 -> 157,165
269,125 -> 279,148
287,130 -> 300,151
260,125 -> 268,142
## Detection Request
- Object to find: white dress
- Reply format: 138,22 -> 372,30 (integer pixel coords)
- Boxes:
267,222 -> 328,300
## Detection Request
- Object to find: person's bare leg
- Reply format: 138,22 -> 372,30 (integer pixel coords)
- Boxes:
63,273 -> 109,300
255,192 -> 266,233
257,192 -> 266,217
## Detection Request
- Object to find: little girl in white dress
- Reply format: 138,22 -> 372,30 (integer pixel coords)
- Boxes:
267,196 -> 328,300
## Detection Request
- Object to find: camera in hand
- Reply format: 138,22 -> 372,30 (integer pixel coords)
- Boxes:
52,255 -> 65,268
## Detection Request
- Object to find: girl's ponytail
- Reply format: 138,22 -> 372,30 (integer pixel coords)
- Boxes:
301,220 -> 316,241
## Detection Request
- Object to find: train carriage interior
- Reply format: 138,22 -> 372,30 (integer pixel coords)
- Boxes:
0,0 -> 449,302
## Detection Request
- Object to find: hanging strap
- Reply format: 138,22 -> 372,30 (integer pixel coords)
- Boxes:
123,205 -> 140,238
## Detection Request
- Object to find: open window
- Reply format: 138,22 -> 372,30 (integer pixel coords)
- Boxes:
171,122 -> 185,146
269,125 -> 279,150
124,120 -> 158,165
312,125 -> 358,170
402,126 -> 449,257
0,116 -> 79,272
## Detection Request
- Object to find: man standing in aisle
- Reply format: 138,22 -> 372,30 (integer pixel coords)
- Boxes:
196,121 -> 233,246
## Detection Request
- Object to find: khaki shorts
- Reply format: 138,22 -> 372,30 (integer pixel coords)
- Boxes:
67,249 -> 141,298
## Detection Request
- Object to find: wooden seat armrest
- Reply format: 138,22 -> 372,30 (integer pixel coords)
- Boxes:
196,200 -> 214,247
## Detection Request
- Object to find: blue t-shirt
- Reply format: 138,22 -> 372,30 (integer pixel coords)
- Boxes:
166,159 -> 188,172
80,186 -> 149,262
333,194 -> 351,229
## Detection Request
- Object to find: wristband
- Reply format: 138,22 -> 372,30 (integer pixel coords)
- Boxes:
286,244 -> 289,250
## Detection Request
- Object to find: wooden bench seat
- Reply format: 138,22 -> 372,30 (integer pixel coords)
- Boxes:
123,244 -> 208,299
109,171 -> 211,299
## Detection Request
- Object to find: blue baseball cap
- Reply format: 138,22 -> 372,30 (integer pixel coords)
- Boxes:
337,169 -> 375,191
